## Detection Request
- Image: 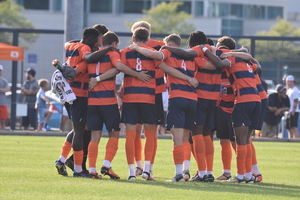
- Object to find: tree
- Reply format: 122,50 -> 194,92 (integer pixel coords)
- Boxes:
0,0 -> 37,45
126,1 -> 195,35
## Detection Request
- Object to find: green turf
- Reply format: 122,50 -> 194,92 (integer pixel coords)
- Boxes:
0,135 -> 299,200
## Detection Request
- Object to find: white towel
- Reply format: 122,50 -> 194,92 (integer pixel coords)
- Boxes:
51,70 -> 76,104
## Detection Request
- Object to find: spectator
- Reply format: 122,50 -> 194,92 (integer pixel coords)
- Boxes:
285,75 -> 300,138
261,84 -> 290,138
35,79 -> 52,131
21,68 -> 39,130
0,65 -> 10,130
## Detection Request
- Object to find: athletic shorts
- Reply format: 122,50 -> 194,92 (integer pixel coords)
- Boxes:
216,107 -> 235,141
0,106 -> 8,119
22,107 -> 37,128
166,97 -> 197,131
64,97 -> 87,122
232,101 -> 261,129
286,112 -> 299,129
122,102 -> 156,125
87,104 -> 120,132
257,98 -> 268,130
37,107 -> 48,124
155,93 -> 165,125
195,98 -> 216,129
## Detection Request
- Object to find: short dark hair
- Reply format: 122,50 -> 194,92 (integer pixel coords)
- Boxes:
207,38 -> 214,46
217,36 -> 236,50
187,31 -> 208,48
93,24 -> 109,35
133,27 -> 149,43
163,34 -> 181,46
102,31 -> 119,46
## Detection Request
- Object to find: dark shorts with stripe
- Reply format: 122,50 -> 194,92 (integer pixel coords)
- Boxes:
286,112 -> 299,129
216,107 -> 235,141
87,104 -> 120,132
195,98 -> 216,129
64,96 -> 87,122
232,101 -> 261,129
166,97 -> 197,131
257,98 -> 268,130
122,102 -> 156,125
155,93 -> 165,125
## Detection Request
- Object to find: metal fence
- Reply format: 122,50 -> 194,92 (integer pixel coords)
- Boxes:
1,28 -> 300,130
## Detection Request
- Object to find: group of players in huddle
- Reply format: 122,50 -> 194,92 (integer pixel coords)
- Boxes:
54,20 -> 264,184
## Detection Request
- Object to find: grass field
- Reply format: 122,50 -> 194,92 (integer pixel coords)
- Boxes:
1,135 -> 300,200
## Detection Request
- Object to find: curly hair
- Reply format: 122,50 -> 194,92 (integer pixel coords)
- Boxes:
187,31 -> 208,48
217,36 -> 236,50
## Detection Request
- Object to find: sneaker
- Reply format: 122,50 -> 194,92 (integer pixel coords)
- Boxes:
135,167 -> 143,176
142,171 -> 155,181
100,166 -> 120,179
222,176 -> 246,183
65,158 -> 74,172
183,170 -> 190,181
252,173 -> 263,183
89,172 -> 102,179
189,174 -> 209,182
216,173 -> 231,180
128,176 -> 136,180
73,171 -> 89,178
42,125 -> 51,131
167,174 -> 185,182
244,176 -> 254,184
207,174 -> 215,182
55,160 -> 68,176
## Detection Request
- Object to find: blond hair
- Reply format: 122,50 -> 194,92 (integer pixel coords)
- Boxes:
131,21 -> 151,33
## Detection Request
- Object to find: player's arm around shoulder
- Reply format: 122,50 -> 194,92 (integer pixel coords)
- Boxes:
128,44 -> 163,61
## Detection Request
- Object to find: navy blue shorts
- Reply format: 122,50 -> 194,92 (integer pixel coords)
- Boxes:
286,112 -> 299,129
122,103 -> 156,125
232,102 -> 261,129
257,98 -> 268,130
155,93 -> 165,125
195,98 -> 216,129
65,97 -> 87,122
87,104 -> 120,132
166,97 -> 197,131
216,107 -> 235,141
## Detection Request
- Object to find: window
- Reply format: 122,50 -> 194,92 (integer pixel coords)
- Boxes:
208,2 -> 217,17
219,3 -> 229,17
17,0 -> 49,10
90,0 -> 112,13
230,4 -> 243,18
247,5 -> 265,19
268,6 -> 283,19
195,1 -> 203,16
222,19 -> 243,36
52,0 -> 62,11
119,0 -> 151,13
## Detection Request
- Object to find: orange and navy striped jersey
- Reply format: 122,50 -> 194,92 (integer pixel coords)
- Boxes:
161,49 -> 197,101
65,42 -> 91,97
146,39 -> 166,94
192,45 -> 222,100
252,63 -> 268,101
221,50 -> 261,104
80,49 -> 121,106
120,46 -> 163,104
219,69 -> 235,114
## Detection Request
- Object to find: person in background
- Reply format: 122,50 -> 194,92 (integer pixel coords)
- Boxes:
285,75 -> 300,138
21,68 -> 39,130
35,79 -> 53,131
0,65 -> 10,130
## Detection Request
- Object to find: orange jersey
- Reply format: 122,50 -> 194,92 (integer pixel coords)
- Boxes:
146,39 -> 166,94
252,64 -> 268,100
82,49 -> 121,106
161,49 -> 197,101
65,42 -> 91,97
193,45 -> 222,100
120,46 -> 163,104
220,70 -> 235,114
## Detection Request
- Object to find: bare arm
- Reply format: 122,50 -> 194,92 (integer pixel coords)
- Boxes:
84,46 -> 119,63
89,68 -> 120,89
114,62 -> 151,83
128,44 -> 163,60
160,46 -> 198,59
220,52 -> 252,61
199,45 -> 231,69
0,86 -> 10,93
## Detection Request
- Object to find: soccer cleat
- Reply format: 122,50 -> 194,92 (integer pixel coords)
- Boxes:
167,174 -> 185,182
216,173 -> 231,180
55,160 -> 68,176
73,171 -> 89,178
207,174 -> 215,182
42,125 -> 51,131
89,172 -> 102,179
142,171 -> 155,181
244,176 -> 254,184
65,157 -> 74,172
128,176 -> 136,180
252,173 -> 263,183
189,174 -> 209,182
222,176 -> 246,183
100,166 -> 120,179
135,167 -> 143,176
183,170 -> 190,181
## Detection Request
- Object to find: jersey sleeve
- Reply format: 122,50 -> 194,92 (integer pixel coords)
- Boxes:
79,44 -> 92,60
110,51 -> 122,66
194,56 -> 208,69
76,61 -> 87,73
